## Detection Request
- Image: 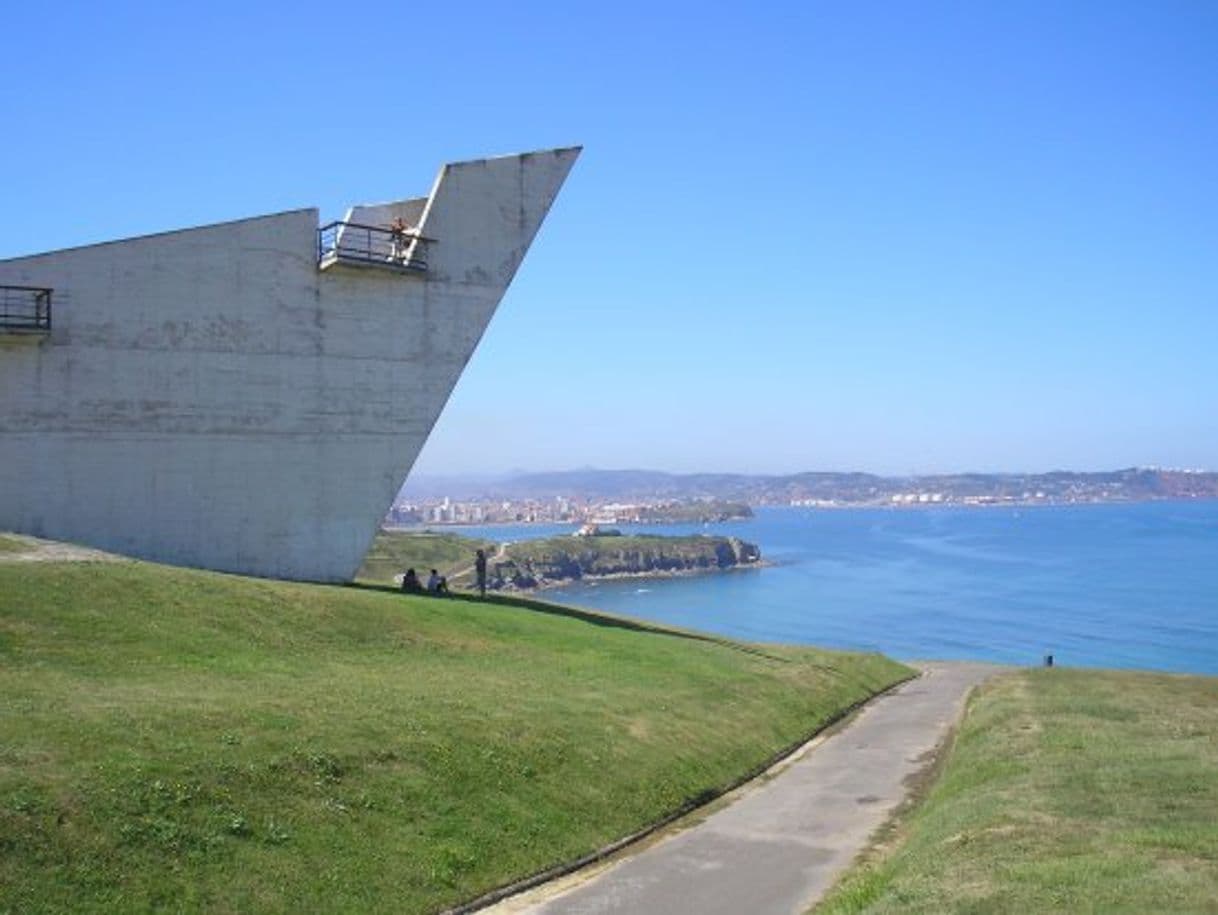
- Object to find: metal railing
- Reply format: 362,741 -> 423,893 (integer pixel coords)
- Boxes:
317,221 -> 433,273
0,285 -> 52,332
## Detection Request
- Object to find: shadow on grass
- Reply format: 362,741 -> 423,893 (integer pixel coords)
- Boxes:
345,582 -> 801,665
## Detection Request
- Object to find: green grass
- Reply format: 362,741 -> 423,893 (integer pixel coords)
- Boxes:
818,668 -> 1218,914
0,558 -> 909,914
356,529 -> 494,586
0,534 -> 29,553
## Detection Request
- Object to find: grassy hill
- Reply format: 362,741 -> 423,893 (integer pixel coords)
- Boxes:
819,668 -> 1218,913
356,529 -> 494,587
0,552 -> 909,914
0,534 -> 27,553
357,529 -> 761,591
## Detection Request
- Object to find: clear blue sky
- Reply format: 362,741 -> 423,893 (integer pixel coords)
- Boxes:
4,1 -> 1215,475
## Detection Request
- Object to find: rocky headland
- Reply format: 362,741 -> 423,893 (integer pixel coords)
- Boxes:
488,533 -> 762,590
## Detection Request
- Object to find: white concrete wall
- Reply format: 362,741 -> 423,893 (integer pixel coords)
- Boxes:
0,147 -> 580,581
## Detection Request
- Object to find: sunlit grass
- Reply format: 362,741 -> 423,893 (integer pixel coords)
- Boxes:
818,669 -> 1218,913
357,529 -> 493,586
0,559 -> 908,914
0,534 -> 29,553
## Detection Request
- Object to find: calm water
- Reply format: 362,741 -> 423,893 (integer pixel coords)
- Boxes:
447,502 -> 1218,674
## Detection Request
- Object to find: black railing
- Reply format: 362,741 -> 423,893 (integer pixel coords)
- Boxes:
317,221 -> 433,273
0,285 -> 52,332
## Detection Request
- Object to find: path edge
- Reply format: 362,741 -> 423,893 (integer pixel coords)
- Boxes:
440,669 -> 921,915
810,665 -> 1012,911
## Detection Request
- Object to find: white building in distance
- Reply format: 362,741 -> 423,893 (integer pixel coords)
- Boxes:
0,147 -> 580,581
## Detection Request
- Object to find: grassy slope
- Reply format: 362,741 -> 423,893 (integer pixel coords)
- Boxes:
819,668 -> 1218,914
0,534 -> 28,553
356,529 -> 494,586
0,559 -> 909,914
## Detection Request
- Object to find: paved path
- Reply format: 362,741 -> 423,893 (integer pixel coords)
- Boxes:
489,661 -> 1005,915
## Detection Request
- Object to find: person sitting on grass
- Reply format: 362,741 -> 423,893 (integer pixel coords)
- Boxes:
436,576 -> 449,595
426,569 -> 441,593
401,568 -> 422,592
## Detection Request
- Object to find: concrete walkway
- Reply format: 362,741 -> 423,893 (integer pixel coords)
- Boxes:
489,661 -> 1005,915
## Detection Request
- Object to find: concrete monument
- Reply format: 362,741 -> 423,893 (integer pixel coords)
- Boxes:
0,147 -> 580,581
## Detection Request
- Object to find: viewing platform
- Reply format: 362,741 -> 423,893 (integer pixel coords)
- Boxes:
316,221 -> 434,274
0,285 -> 52,335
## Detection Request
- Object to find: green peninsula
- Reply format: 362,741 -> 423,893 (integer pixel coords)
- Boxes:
493,533 -> 761,589
357,530 -> 762,591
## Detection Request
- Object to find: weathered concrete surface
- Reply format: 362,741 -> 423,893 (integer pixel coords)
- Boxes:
0,148 -> 579,581
491,662 -> 1006,915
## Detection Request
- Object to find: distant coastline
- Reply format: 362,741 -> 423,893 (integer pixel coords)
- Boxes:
391,467 -> 1218,528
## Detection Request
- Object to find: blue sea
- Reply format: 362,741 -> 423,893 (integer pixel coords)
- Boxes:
447,502 -> 1218,675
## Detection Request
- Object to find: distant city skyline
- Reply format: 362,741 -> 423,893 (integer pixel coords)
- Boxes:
392,466 -> 1218,522
4,2 -> 1215,477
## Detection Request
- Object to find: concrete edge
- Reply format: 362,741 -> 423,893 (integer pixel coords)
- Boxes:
0,208 -> 319,263
439,668 -> 922,915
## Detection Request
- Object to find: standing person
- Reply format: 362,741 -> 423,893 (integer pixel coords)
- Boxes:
426,568 -> 441,593
388,217 -> 409,263
475,548 -> 488,597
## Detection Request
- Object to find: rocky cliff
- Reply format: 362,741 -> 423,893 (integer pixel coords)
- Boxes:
489,534 -> 761,590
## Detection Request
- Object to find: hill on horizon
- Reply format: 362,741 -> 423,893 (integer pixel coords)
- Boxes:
398,466 -> 1218,504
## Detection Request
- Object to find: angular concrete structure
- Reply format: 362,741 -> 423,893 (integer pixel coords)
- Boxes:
0,147 -> 580,581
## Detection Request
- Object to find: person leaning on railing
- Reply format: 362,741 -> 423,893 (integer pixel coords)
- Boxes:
388,217 -> 411,263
